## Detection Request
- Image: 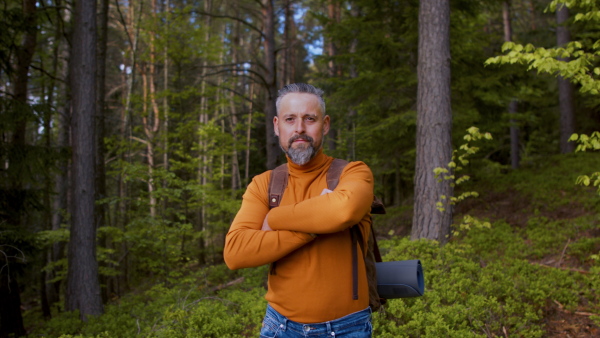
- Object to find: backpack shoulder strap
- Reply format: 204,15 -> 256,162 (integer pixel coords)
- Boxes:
267,163 -> 289,276
326,158 -> 349,190
270,158 -> 348,207
268,163 -> 289,208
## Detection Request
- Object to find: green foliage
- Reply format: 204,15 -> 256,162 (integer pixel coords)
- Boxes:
30,152 -> 600,337
433,127 -> 493,237
372,218 -> 597,337
485,152 -> 600,213
435,127 -> 493,212
32,267 -> 267,338
570,132 -> 600,195
486,0 -> 600,95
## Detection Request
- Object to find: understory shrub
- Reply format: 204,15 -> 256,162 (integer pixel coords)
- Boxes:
372,225 -> 596,338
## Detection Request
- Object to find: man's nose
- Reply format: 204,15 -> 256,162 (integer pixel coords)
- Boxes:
294,119 -> 305,133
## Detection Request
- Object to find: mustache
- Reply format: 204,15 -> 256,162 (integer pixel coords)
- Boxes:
288,134 -> 314,147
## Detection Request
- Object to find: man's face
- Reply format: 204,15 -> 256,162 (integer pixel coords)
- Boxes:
274,93 -> 330,166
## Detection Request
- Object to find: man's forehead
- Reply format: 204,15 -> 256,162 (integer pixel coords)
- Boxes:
282,92 -> 320,102
280,93 -> 322,112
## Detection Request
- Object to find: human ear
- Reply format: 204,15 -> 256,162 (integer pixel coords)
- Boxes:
323,115 -> 330,135
273,116 -> 280,137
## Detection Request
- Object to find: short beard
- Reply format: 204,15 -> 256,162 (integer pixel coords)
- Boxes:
282,135 -> 318,166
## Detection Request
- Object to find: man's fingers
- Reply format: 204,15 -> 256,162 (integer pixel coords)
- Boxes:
320,188 -> 333,195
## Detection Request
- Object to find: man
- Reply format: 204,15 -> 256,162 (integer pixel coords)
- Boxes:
224,83 -> 375,337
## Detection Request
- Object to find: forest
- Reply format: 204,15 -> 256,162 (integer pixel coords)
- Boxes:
1,0 -> 599,336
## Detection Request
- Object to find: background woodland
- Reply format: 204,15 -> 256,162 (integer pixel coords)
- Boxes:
1,0 -> 600,336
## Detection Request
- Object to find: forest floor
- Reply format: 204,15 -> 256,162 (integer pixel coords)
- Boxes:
22,154 -> 600,337
378,185 -> 600,338
465,189 -> 598,337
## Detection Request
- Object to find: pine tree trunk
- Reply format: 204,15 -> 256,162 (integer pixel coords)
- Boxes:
50,93 -> 69,304
411,0 -> 453,244
325,0 -> 341,152
0,0 -> 37,334
556,4 -> 575,154
245,82 -> 254,185
346,4 -> 360,159
65,0 -> 104,319
96,0 -> 110,302
263,0 -> 279,170
162,0 -> 170,206
503,1 -> 520,169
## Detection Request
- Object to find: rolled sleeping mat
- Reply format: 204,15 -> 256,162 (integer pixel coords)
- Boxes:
376,260 -> 424,298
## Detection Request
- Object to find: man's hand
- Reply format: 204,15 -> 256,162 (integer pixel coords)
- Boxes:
321,188 -> 333,195
261,213 -> 273,231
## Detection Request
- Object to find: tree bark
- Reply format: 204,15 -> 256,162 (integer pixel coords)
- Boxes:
282,0 -> 296,86
0,276 -> 26,337
245,81 -> 254,185
503,1 -> 520,169
263,0 -> 279,170
556,4 -> 575,154
326,0 -> 340,77
49,22 -> 71,308
346,4 -> 360,159
65,0 -> 104,319
0,0 -> 37,334
411,0 -> 453,244
96,0 -> 110,302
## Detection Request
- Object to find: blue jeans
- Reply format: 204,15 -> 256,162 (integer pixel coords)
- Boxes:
259,304 -> 372,338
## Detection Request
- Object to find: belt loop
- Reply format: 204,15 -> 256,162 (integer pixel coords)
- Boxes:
326,322 -> 334,336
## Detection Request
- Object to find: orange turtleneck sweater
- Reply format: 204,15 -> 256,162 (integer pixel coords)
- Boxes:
224,150 -> 374,323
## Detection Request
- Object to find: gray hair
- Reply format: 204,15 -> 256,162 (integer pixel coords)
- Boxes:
275,83 -> 326,115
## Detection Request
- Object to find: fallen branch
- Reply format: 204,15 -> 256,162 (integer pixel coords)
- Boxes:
208,276 -> 245,293
553,300 -> 598,317
556,238 -> 571,268
531,262 -> 589,274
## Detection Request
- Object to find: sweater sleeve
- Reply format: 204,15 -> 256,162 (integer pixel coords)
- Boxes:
268,161 -> 374,234
223,172 -> 315,270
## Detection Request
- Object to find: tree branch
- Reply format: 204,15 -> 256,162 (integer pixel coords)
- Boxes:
186,10 -> 266,39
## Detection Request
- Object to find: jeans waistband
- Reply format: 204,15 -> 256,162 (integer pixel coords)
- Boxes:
265,304 -> 371,336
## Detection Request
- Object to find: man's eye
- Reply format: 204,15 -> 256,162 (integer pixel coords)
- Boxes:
305,117 -> 316,122
286,118 -> 295,122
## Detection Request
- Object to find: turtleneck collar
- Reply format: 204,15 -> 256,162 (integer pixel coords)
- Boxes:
286,148 -> 331,174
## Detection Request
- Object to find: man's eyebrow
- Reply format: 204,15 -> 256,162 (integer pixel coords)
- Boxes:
280,113 -> 319,119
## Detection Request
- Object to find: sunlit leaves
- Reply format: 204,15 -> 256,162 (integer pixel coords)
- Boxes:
486,2 -> 600,95
571,132 -> 600,195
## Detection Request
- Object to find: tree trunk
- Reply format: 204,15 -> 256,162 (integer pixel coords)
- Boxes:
411,0 -> 453,244
556,4 -> 575,154
503,1 -> 520,169
509,100 -> 519,168
326,0 -> 340,77
49,36 -> 71,309
0,276 -> 26,337
263,0 -> 279,170
245,81 -> 254,185
10,0 -> 37,145
65,0 -> 104,319
325,0 -> 341,153
282,0 -> 296,86
96,0 -> 110,302
346,4 -> 360,159
162,0 -> 170,207
0,0 -> 37,334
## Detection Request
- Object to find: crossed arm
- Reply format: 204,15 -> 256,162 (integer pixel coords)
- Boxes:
223,162 -> 373,270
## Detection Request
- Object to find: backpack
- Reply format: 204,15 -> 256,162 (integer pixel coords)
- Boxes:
268,158 -> 387,311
